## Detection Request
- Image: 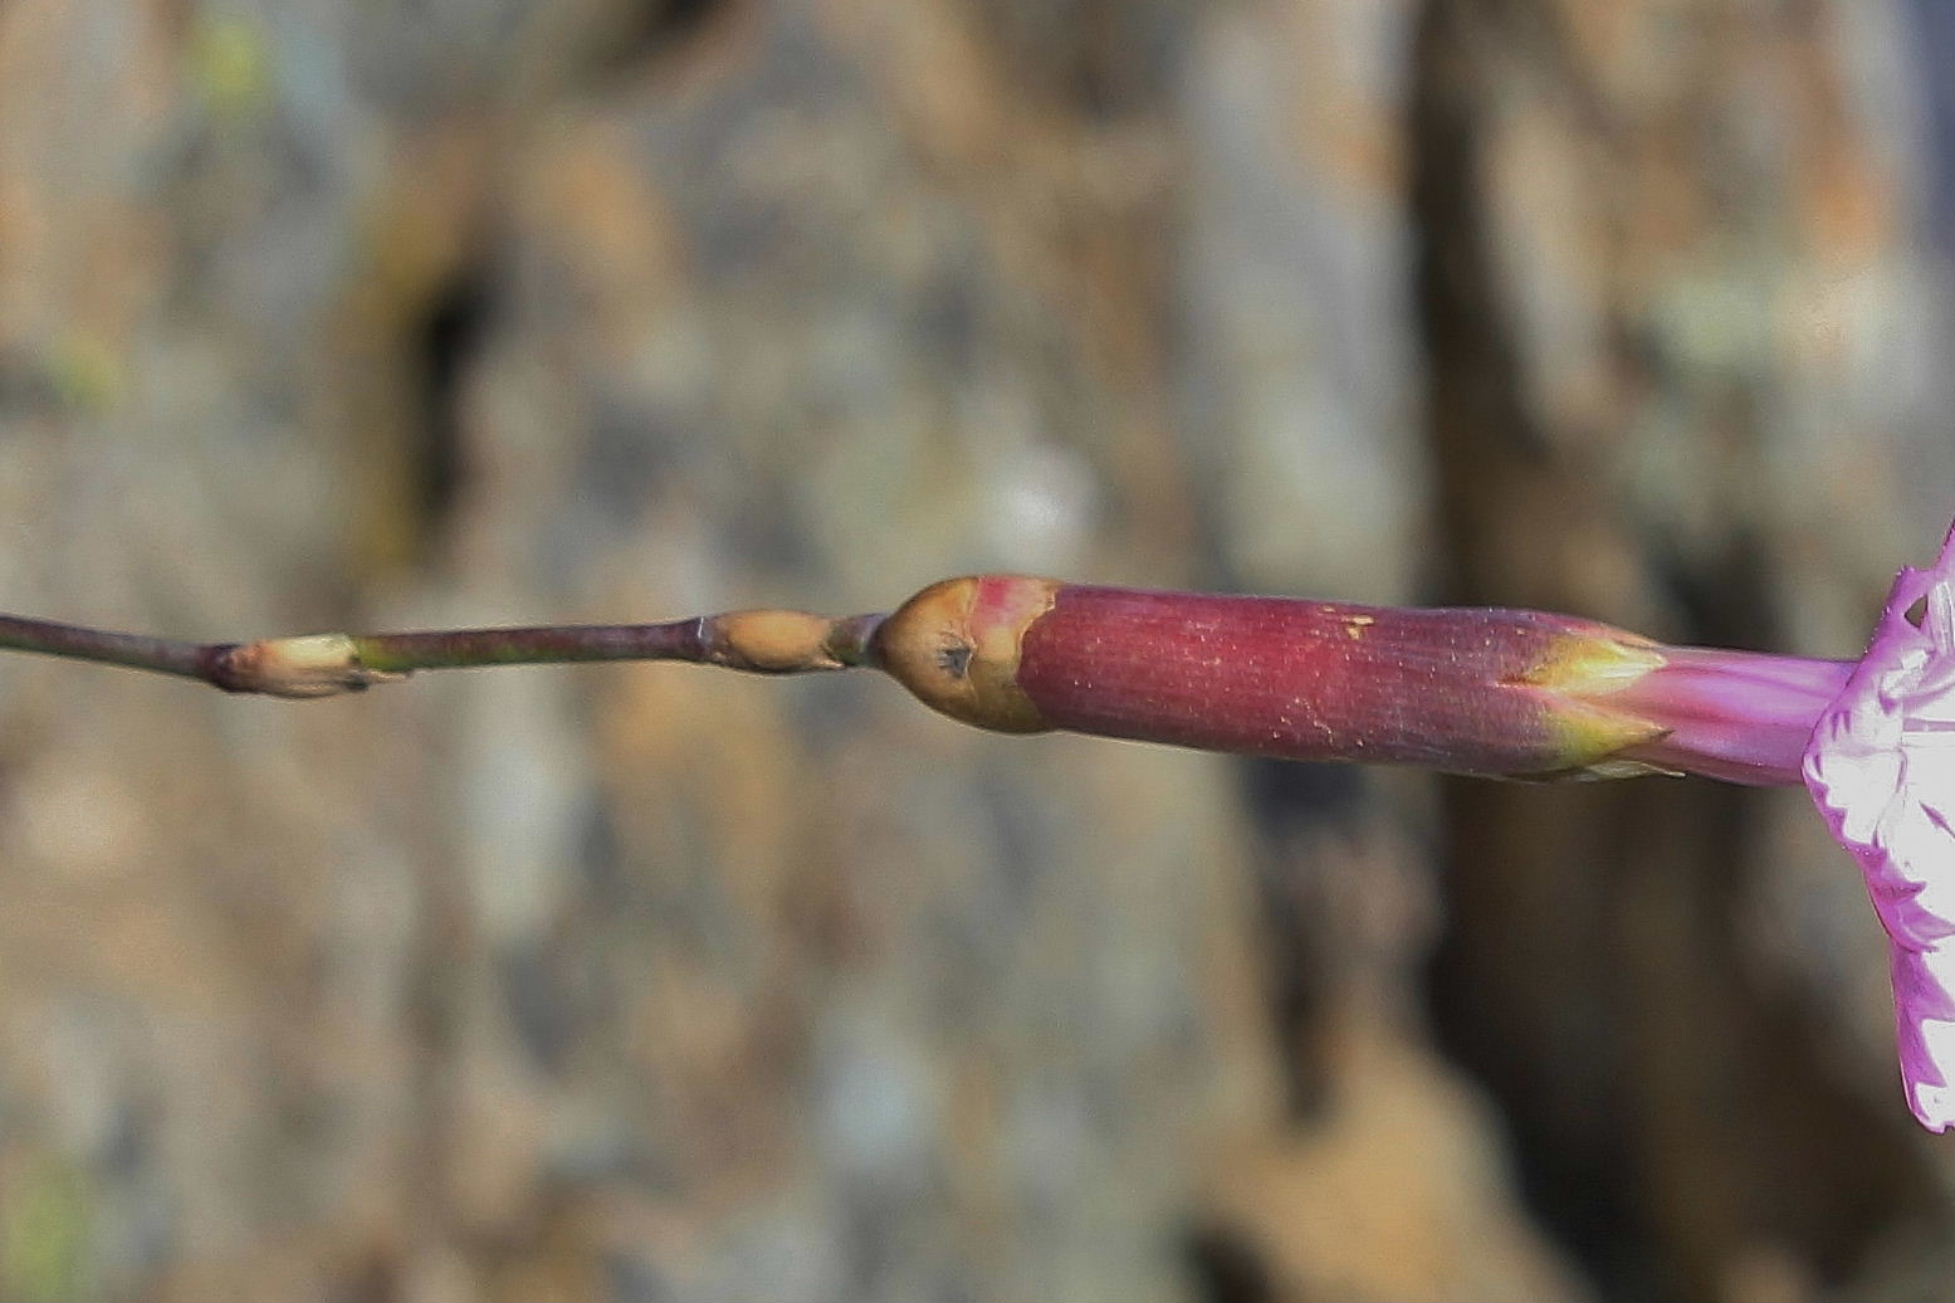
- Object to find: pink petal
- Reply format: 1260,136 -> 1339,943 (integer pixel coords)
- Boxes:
1803,520 -> 1955,1132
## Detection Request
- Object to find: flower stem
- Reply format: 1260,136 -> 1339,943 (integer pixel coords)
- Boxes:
0,579 -> 1848,788
0,610 -> 885,698
0,614 -> 215,681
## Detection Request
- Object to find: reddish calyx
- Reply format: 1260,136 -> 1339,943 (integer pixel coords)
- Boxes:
870,576 -> 1685,780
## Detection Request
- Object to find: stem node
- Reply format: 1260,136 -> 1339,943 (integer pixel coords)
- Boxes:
205,634 -> 408,698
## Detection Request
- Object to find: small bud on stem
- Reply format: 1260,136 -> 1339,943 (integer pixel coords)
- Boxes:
870,576 -> 1057,732
204,633 -> 407,698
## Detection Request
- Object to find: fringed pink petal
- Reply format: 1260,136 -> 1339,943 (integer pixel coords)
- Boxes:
1804,520 -> 1955,1132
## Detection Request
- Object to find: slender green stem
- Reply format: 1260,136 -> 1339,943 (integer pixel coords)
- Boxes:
0,609 -> 885,699
351,621 -> 710,673
0,614 -> 210,681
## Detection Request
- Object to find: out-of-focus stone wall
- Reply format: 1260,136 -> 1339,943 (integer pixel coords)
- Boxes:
0,2 -> 1949,1299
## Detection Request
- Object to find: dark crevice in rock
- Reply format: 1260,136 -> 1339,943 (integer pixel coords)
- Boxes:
1408,2 -> 1937,1299
1235,758 -> 1366,1119
1184,1224 -> 1273,1303
410,267 -> 492,560
579,0 -> 736,82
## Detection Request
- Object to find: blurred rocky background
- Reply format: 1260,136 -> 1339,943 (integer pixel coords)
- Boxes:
1,0 -> 1952,1298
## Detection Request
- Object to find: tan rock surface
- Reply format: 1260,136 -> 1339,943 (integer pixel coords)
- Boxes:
0,1 -> 1951,1299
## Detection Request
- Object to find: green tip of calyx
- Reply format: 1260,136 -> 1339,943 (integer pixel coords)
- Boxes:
1518,630 -> 1675,778
1519,630 -> 1667,693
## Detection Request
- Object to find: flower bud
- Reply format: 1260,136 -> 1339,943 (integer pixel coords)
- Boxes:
873,577 -> 1682,780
